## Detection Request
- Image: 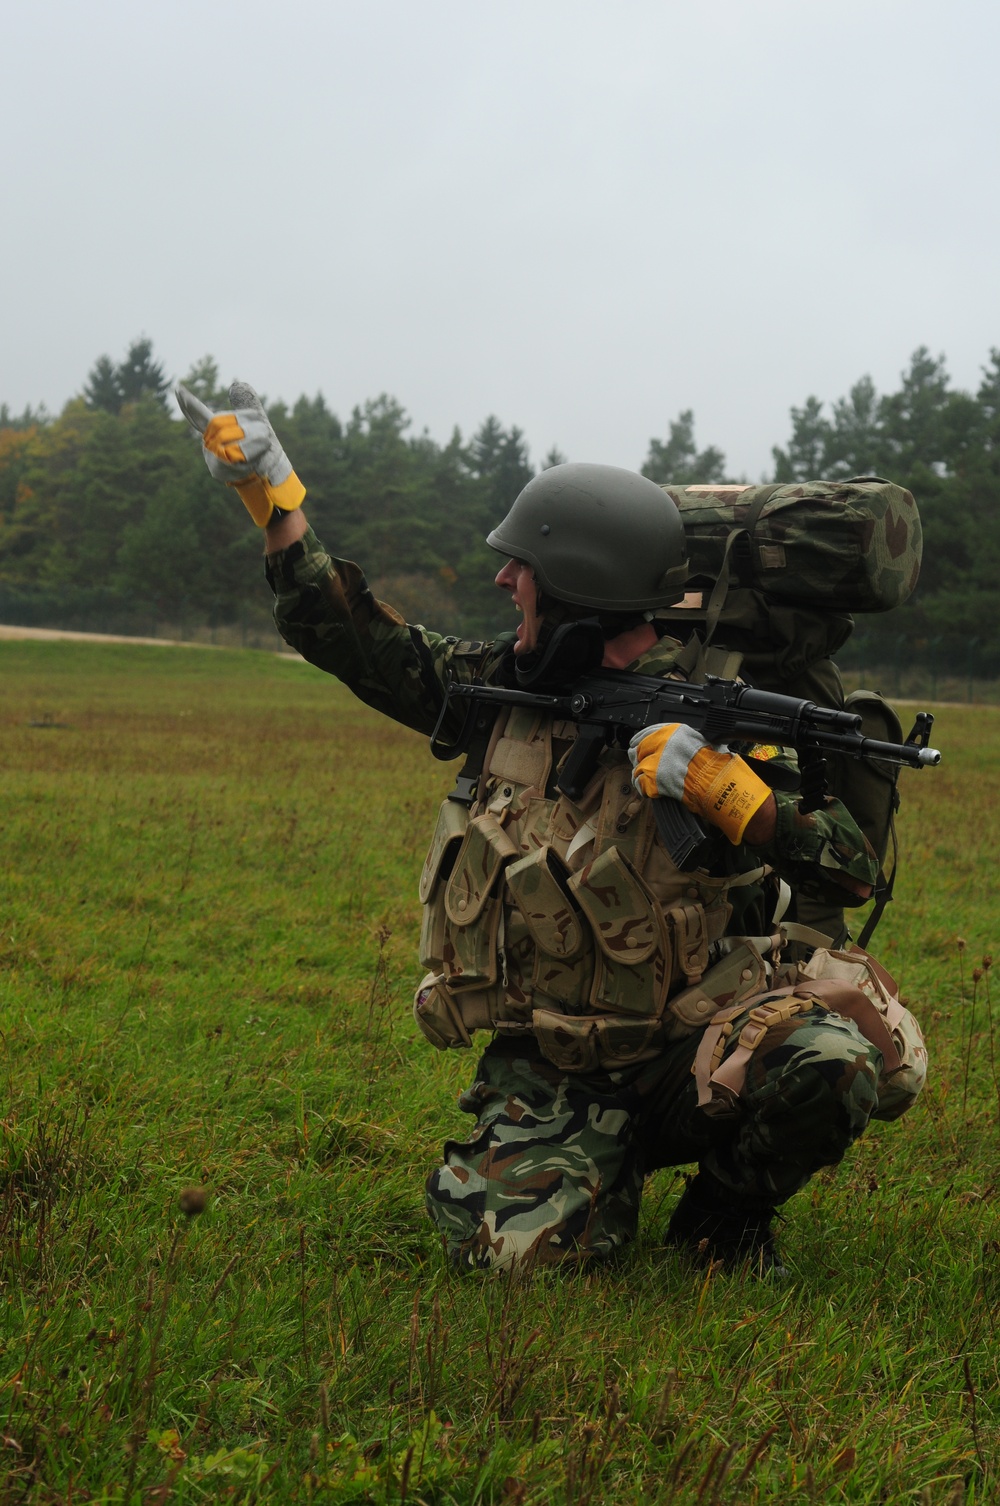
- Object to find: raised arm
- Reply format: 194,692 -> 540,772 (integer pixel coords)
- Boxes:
176,379 -> 503,739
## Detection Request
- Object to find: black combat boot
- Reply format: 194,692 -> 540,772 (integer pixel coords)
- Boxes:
666,1172 -> 787,1277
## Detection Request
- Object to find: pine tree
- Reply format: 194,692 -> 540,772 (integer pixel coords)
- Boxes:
771,397 -> 830,481
83,355 -> 123,415
180,355 -> 228,407
826,377 -> 884,477
642,411 -> 728,485
116,337 -> 169,409
471,417 -> 534,510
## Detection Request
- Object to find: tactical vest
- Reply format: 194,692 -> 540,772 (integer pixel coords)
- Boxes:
414,702 -> 774,1072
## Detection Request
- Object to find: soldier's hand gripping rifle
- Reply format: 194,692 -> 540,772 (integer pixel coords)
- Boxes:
430,623 -> 940,866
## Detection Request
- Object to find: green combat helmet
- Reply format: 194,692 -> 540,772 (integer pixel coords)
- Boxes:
487,463 -> 689,611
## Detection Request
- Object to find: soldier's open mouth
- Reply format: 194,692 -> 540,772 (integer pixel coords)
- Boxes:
513,606 -> 541,652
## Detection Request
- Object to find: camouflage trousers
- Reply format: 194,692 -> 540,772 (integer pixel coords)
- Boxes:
425,1000 -> 882,1271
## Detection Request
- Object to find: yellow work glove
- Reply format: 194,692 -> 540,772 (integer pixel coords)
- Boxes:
628,722 -> 771,844
175,380 -> 306,527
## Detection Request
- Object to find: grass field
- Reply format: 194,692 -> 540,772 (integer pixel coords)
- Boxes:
1,639 -> 998,1505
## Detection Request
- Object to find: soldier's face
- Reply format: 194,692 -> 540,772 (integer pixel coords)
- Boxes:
495,558 -> 542,654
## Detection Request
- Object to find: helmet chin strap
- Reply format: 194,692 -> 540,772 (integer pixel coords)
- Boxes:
514,617 -> 607,689
507,587 -> 653,689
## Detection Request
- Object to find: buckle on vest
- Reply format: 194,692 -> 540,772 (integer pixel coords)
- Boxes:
738,998 -> 802,1053
448,772 -> 481,805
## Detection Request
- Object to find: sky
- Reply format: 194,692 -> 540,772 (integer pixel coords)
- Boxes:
3,0 -> 999,481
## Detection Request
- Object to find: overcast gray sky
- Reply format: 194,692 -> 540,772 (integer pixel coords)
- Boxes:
3,0 -> 998,480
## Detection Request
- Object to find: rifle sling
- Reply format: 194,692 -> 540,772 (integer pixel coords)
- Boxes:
856,817 -> 898,949
446,702 -> 508,806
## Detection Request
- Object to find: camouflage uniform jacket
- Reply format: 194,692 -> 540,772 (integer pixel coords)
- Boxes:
267,529 -> 878,1068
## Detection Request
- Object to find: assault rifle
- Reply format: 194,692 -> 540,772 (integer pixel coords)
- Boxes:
430,623 -> 940,865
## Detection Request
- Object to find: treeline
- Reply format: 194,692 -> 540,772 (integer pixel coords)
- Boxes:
770,349 -> 1000,677
1,339 -> 998,670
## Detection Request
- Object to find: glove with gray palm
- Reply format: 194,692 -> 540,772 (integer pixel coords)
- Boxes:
175,380 -> 305,527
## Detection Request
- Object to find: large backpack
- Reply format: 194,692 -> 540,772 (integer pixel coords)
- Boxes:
657,477 -> 923,947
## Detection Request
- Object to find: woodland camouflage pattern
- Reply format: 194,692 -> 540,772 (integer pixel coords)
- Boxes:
268,527 -> 887,1271
427,1002 -> 881,1271
266,529 -> 510,743
663,478 -> 922,613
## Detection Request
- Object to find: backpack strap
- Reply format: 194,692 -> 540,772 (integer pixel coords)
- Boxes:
670,630 -> 744,686
703,484 -> 782,649
670,632 -> 704,680
831,690 -> 903,950
856,814 -> 898,949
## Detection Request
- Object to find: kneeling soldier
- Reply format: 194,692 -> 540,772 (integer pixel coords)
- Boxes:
179,380 -> 909,1276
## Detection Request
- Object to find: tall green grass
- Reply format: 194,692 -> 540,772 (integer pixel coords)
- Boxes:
1,640 -> 997,1504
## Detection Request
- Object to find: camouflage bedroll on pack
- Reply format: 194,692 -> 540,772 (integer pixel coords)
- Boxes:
662,478 -> 922,614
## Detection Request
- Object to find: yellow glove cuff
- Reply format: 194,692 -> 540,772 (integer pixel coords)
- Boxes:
230,470 -> 307,528
683,748 -> 772,844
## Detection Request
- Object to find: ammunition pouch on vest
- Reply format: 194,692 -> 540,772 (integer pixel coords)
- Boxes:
413,689 -> 926,1089
414,701 -> 765,1071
